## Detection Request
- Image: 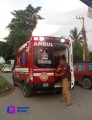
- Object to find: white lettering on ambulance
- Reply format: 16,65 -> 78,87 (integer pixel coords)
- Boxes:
38,42 -> 43,46
34,42 -> 38,46
34,42 -> 53,47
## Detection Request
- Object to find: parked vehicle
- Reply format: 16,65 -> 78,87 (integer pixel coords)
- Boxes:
0,56 -> 5,64
74,62 -> 92,89
1,64 -> 12,72
5,59 -> 15,69
12,36 -> 75,97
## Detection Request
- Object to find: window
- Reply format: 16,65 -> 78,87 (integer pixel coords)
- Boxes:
53,44 -> 68,68
88,63 -> 92,71
34,47 -> 53,68
78,64 -> 85,71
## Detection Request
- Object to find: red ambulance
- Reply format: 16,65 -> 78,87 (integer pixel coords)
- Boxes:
12,36 -> 75,97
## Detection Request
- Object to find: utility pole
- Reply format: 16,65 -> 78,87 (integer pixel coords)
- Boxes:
76,16 -> 89,62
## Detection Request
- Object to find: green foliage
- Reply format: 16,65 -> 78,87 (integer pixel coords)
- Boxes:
0,76 -> 7,90
0,4 -> 43,61
89,51 -> 92,61
69,27 -> 83,63
73,43 -> 83,63
69,27 -> 82,42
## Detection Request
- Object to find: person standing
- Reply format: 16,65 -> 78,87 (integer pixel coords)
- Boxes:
55,55 -> 72,106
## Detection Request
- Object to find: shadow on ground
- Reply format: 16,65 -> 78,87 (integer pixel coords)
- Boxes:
0,87 -> 15,97
0,76 -> 15,97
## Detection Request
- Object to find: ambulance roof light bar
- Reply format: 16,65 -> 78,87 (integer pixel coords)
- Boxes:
39,37 -> 44,41
61,38 -> 65,42
33,37 -> 38,41
60,36 -> 65,43
33,36 -> 44,41
33,36 -> 67,42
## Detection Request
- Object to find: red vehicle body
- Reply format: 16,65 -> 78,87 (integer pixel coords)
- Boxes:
12,36 -> 74,97
74,62 -> 92,89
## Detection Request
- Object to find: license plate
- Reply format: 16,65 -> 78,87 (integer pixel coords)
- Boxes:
43,83 -> 49,87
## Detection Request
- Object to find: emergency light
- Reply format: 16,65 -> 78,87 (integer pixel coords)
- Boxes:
33,36 -> 67,44
60,38 -> 65,43
39,37 -> 44,41
33,36 -> 44,41
33,37 -> 38,41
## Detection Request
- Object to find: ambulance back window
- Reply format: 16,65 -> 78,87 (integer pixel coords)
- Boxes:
34,47 -> 53,68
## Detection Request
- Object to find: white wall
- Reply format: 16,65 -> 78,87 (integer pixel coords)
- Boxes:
0,57 -> 5,63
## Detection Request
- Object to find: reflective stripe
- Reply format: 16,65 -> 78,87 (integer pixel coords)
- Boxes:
33,73 -> 54,76
14,68 -> 54,76
29,74 -> 33,81
14,68 -> 29,72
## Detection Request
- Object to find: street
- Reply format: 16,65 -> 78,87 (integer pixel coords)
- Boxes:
0,73 -> 92,120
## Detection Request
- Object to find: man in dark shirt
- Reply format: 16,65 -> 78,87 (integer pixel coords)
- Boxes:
55,55 -> 72,106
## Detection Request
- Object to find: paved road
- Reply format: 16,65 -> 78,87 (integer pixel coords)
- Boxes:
0,73 -> 92,120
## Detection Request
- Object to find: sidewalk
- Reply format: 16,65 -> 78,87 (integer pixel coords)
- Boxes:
0,74 -> 14,96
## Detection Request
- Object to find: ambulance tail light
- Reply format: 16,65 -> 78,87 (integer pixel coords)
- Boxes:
29,68 -> 33,81
30,68 -> 33,74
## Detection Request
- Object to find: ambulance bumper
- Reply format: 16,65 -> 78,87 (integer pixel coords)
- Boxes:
34,83 -> 54,90
54,81 -> 62,88
34,82 -> 62,91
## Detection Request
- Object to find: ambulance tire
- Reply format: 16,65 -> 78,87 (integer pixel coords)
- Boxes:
82,77 -> 92,89
56,90 -> 62,94
23,82 -> 34,98
13,81 -> 18,87
55,88 -> 62,94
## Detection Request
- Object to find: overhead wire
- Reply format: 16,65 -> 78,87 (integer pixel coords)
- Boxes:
38,0 -> 62,16
49,11 -> 87,36
35,0 -> 91,38
40,1 -> 87,33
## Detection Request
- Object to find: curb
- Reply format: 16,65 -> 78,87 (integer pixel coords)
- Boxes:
0,85 -> 10,92
0,74 -> 13,93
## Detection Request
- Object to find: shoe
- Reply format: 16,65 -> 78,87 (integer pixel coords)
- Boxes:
66,102 -> 72,106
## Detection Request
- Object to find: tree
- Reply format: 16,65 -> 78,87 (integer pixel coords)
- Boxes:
7,5 -> 43,38
4,4 -> 43,61
0,41 -> 14,60
89,51 -> 92,61
69,27 -> 83,63
69,27 -> 82,46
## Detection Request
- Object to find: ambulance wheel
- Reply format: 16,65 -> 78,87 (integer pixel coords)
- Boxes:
23,82 -> 34,98
56,90 -> 62,94
82,77 -> 92,89
13,81 -> 18,87
55,88 -> 62,94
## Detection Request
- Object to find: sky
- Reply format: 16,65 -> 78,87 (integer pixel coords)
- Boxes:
0,0 -> 92,49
